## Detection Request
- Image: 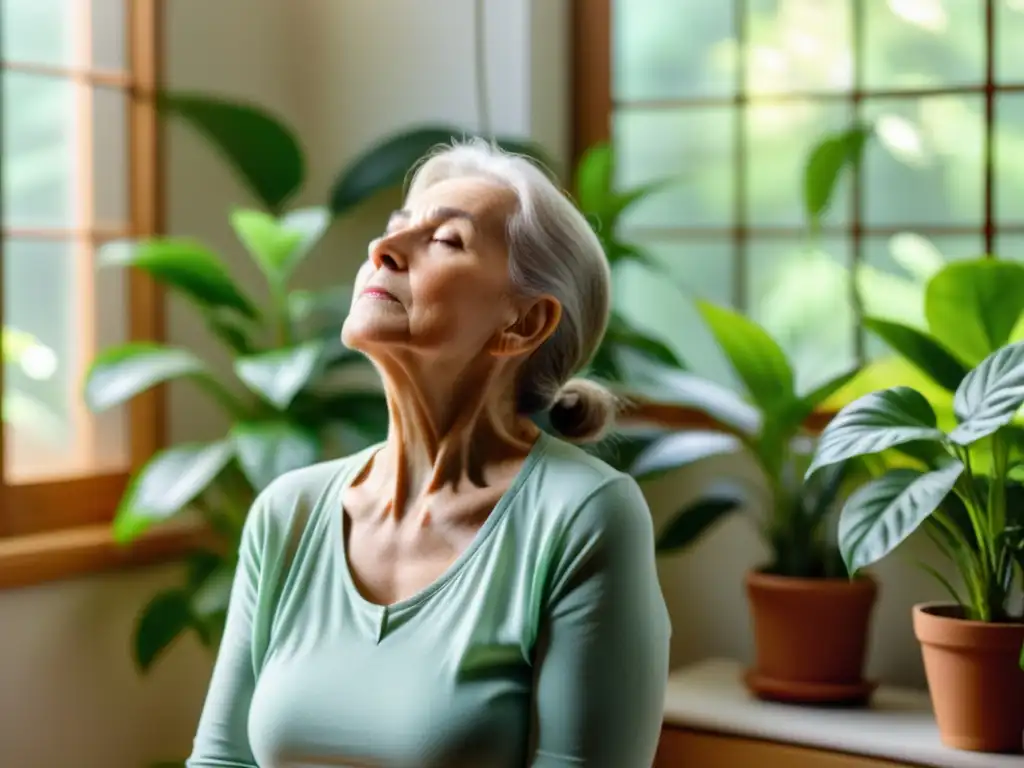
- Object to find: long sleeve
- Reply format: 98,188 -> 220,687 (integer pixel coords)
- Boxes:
529,474 -> 672,768
186,498 -> 270,768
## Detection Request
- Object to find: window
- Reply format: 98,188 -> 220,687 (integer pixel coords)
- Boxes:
0,0 -> 161,542
575,0 -> 1024,394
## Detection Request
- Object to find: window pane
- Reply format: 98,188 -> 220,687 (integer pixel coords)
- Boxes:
1,0 -> 72,67
2,73 -> 76,228
747,237 -> 853,393
860,233 -> 983,357
997,0 -> 1024,84
613,0 -> 736,100
864,0 -> 984,89
861,95 -> 984,227
998,235 -> 1024,262
745,0 -> 852,95
615,107 -> 735,228
615,240 -> 737,388
747,100 -> 853,227
4,240 -> 128,482
92,0 -> 127,71
94,86 -> 129,226
996,95 -> 1024,226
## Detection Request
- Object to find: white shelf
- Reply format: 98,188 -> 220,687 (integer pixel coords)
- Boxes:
663,658 -> 1022,768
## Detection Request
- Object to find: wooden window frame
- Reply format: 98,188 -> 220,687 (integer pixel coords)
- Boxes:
0,0 -> 200,589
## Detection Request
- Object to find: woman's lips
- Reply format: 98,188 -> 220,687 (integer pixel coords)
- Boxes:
361,287 -> 398,302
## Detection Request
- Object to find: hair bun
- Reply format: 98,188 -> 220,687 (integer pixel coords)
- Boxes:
548,378 -> 618,443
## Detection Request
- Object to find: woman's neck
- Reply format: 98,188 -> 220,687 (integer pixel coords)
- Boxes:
371,357 -> 538,519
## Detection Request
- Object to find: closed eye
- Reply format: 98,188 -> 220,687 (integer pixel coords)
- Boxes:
432,236 -> 463,250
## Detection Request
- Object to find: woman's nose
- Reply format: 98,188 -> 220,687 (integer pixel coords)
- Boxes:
369,236 -> 408,272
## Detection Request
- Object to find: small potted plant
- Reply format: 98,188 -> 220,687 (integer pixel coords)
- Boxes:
624,301 -> 877,705
806,336 -> 1024,753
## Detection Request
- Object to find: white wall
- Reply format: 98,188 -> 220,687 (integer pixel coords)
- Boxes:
0,1 -> 946,766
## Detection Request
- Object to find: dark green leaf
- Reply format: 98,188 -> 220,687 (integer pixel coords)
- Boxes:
190,565 -> 233,621
314,390 -> 390,439
837,462 -> 964,574
949,340 -> 1024,445
604,313 -> 685,373
657,494 -> 745,553
205,310 -> 258,355
232,420 -> 321,491
618,347 -> 760,435
804,123 -> 871,228
696,300 -> 795,412
807,386 -> 945,477
584,428 -> 662,472
159,93 -> 304,212
114,441 -> 234,543
84,343 -> 208,412
329,125 -> 552,214
631,431 -> 742,480
134,589 -> 192,673
234,340 -> 325,410
100,239 -> 258,319
863,317 -> 969,392
925,259 -> 1024,366
607,179 -> 671,221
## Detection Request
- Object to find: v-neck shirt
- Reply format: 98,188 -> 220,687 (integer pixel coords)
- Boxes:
186,431 -> 671,768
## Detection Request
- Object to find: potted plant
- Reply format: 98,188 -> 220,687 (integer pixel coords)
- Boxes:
803,257 -> 1024,753
623,302 -> 876,705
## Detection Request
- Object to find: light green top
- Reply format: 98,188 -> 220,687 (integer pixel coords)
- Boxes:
187,431 -> 671,768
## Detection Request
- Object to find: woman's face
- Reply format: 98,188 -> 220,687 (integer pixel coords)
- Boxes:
342,176 -> 525,364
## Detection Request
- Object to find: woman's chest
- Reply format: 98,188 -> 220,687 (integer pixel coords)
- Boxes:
249,638 -> 532,768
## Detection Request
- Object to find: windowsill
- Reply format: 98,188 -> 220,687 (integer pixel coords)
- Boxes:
0,520 -> 210,590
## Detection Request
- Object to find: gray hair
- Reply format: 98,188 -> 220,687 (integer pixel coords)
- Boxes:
406,138 -> 617,443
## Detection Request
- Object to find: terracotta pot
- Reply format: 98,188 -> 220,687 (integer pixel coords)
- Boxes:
913,602 -> 1024,754
744,570 -> 878,705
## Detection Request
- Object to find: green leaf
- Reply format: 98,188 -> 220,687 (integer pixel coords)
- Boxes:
925,259 -> 1024,366
232,420 -> 321,491
84,343 -> 208,412
134,589 -> 193,673
801,367 -> 862,410
603,313 -> 685,373
159,93 -> 303,212
113,441 -> 234,543
288,285 -> 353,332
617,348 -> 760,434
631,431 -> 743,480
949,340 -> 1024,445
329,125 -> 551,214
306,390 -> 390,439
100,239 -> 258,319
234,340 -> 324,410
574,142 -> 613,215
656,494 -> 745,553
696,300 -> 795,411
863,317 -> 969,392
230,207 -> 331,282
807,386 -> 945,478
804,123 -> 871,228
585,428 -> 662,473
837,462 -> 964,574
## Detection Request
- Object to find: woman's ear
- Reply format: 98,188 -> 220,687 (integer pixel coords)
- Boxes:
490,296 -> 561,357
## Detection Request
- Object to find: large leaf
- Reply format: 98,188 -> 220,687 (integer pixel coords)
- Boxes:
159,93 -> 304,212
134,589 -> 193,673
804,123 -> 871,229
631,431 -> 743,480
232,420 -> 321,491
329,125 -> 551,214
925,259 -> 1024,366
863,317 -> 969,393
234,340 -> 325,410
113,441 -> 234,543
949,341 -> 1024,445
574,142 -> 613,215
602,312 -> 685,376
656,493 -> 746,553
838,462 -> 964,574
100,239 -> 258,319
807,386 -> 945,477
617,348 -> 760,435
84,343 -> 209,412
696,300 -> 795,412
230,206 -> 330,282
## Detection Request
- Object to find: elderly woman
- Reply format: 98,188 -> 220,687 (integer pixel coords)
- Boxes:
187,141 -> 671,768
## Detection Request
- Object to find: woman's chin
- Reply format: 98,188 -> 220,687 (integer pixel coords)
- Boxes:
341,317 -> 405,352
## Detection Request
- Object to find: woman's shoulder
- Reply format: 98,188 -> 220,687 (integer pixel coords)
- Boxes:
527,434 -> 652,542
